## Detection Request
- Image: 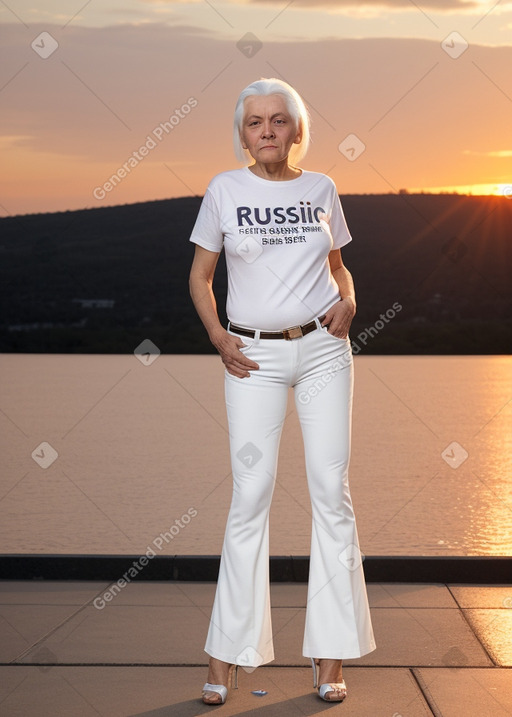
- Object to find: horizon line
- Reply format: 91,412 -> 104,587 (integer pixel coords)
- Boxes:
1,188 -> 510,220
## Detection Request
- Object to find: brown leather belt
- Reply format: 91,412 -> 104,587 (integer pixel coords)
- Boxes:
229,315 -> 326,340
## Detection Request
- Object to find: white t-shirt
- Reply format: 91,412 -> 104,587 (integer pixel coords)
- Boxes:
189,167 -> 352,331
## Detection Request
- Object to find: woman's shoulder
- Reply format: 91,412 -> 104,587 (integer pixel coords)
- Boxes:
299,169 -> 337,189
297,170 -> 340,201
206,168 -> 247,190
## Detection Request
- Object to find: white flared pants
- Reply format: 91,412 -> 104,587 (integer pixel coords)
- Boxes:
204,318 -> 376,666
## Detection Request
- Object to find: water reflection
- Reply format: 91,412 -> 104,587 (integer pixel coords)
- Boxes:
353,355 -> 512,556
0,354 -> 510,556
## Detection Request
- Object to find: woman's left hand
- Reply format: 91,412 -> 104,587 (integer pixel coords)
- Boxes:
321,297 -> 356,338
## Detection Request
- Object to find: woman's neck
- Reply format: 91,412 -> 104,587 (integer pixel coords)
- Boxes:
248,160 -> 302,181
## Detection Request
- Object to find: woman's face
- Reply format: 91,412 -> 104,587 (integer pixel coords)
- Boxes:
240,93 -> 301,165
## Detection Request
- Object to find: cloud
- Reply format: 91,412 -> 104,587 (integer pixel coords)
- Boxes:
0,135 -> 34,149
140,0 -> 484,10
463,149 -> 512,157
2,22 -> 511,213
249,0 -> 480,7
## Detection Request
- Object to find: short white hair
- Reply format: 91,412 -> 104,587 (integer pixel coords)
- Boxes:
233,77 -> 311,165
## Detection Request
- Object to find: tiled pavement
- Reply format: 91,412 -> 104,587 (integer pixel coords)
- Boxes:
0,580 -> 511,716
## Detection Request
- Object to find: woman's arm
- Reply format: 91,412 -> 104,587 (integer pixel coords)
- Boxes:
321,248 -> 356,339
189,245 -> 259,378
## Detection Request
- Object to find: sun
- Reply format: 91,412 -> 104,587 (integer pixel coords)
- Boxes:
464,183 -> 512,197
408,183 -> 512,197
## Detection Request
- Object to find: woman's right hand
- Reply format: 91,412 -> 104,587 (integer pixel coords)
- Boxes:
210,328 -> 260,378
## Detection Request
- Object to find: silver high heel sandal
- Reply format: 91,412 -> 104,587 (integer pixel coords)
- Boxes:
202,664 -> 239,705
311,658 -> 347,702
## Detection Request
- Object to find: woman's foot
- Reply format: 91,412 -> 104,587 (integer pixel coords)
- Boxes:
202,657 -> 237,705
312,658 -> 347,702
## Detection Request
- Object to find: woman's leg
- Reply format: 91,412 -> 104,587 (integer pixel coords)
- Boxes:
205,338 -> 290,667
294,329 -> 376,659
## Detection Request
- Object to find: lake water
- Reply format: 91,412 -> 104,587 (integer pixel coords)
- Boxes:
0,354 -> 511,556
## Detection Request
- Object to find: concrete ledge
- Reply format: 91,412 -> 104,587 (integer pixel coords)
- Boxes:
0,555 -> 511,583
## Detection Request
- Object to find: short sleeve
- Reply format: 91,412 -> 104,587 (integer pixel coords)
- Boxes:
189,186 -> 224,252
326,179 -> 352,250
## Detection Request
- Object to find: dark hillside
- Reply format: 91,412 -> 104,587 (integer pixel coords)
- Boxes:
1,193 -> 511,354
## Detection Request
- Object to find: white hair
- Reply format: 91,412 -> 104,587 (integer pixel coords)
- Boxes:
233,77 -> 311,165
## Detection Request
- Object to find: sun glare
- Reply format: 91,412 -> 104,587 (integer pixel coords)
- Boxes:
409,184 -> 512,198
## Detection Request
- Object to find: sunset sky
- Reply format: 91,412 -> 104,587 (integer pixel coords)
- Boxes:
1,0 -> 511,215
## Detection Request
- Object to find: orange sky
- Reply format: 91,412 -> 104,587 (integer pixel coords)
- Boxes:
1,1 -> 511,216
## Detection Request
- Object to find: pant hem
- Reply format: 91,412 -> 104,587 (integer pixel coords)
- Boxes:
303,643 -> 377,660
205,646 -> 275,667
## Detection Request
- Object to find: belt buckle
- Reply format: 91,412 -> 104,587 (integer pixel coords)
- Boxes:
283,325 -> 303,340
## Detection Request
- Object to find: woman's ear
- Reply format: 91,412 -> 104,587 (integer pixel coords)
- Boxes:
294,121 -> 302,145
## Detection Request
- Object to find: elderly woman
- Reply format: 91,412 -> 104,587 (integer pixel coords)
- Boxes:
189,77 -> 375,705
